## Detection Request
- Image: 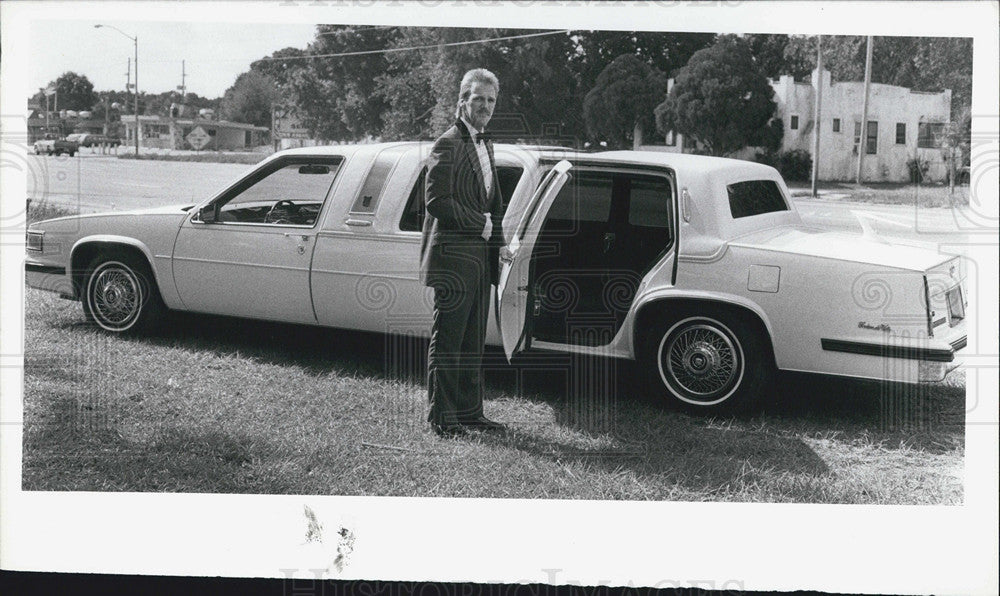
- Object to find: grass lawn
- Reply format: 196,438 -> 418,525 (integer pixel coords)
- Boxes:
21,288 -> 965,503
786,180 -> 970,208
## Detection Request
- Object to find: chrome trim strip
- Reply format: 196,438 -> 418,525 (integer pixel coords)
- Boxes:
25,263 -> 66,275
820,338 -> 954,362
171,256 -> 309,273
311,269 -> 419,282
316,230 -> 421,244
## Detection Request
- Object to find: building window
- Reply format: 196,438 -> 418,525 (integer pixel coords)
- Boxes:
866,121 -> 878,154
853,121 -> 861,153
665,130 -> 676,147
918,122 -> 945,148
895,123 -> 906,145
832,118 -> 841,133
790,115 -> 799,130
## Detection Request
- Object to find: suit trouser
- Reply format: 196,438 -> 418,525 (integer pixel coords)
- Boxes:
426,248 -> 491,425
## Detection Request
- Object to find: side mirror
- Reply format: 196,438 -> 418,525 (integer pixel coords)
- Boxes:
198,204 -> 218,223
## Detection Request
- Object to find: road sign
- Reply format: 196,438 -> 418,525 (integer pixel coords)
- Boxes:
186,126 -> 211,150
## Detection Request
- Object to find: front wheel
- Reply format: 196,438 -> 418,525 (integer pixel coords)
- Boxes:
82,252 -> 165,334
641,312 -> 774,414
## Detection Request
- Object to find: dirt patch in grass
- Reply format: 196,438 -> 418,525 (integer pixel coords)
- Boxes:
21,288 -> 965,503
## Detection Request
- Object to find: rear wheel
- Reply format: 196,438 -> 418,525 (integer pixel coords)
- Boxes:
82,251 -> 165,334
641,310 -> 774,414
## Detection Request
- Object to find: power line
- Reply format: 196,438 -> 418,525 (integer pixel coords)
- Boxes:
129,28 -> 571,65
314,24 -> 398,36
255,29 -> 570,62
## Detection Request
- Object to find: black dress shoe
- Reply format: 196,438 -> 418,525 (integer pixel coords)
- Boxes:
431,422 -> 466,437
458,416 -> 506,431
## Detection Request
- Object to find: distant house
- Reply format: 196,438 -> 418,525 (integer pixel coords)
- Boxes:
118,115 -> 269,151
647,69 -> 953,183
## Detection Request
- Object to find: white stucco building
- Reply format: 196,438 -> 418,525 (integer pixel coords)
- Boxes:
775,69 -> 952,182
647,69 -> 953,183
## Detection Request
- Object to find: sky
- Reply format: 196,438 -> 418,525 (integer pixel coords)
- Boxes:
29,20 -> 319,99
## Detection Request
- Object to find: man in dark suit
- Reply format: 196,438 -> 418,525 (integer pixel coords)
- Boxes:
419,68 -> 506,437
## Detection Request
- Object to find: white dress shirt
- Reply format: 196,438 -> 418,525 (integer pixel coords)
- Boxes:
460,117 -> 493,196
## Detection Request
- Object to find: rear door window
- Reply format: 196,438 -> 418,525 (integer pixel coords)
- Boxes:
726,180 -> 788,219
399,165 -> 523,231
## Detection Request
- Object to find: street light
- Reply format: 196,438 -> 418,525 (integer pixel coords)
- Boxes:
95,24 -> 139,156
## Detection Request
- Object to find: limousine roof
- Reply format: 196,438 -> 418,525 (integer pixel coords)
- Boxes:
277,141 -> 780,177
274,141 -> 795,256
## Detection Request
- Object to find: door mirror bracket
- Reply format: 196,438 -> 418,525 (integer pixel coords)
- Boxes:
198,204 -> 218,223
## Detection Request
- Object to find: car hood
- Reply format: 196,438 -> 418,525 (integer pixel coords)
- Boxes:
33,203 -> 194,226
30,204 -> 196,234
730,225 -> 953,272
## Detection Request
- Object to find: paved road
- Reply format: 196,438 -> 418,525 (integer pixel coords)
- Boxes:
27,154 -> 249,213
26,154 -> 986,247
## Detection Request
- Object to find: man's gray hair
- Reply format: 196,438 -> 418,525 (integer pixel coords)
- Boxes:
456,68 -> 499,109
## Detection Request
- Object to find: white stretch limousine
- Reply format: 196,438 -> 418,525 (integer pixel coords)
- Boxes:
26,143 -> 968,413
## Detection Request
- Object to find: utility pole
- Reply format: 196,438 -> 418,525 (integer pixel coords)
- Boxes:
98,25 -> 139,156
134,33 -> 139,156
178,60 -> 187,101
41,88 -> 50,134
856,35 -> 873,184
811,35 -> 823,197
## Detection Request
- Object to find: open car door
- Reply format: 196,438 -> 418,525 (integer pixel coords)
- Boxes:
496,160 -> 573,361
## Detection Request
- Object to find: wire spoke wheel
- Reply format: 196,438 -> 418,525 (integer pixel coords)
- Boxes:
91,267 -> 141,327
83,256 -> 162,333
657,318 -> 745,406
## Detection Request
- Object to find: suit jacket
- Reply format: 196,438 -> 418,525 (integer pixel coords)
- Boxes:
419,120 -> 505,289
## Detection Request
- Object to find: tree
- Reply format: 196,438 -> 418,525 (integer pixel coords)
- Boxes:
221,71 -> 279,127
571,31 -> 715,85
32,72 -> 98,111
291,25 -> 401,141
251,46 -> 309,92
583,55 -> 667,149
375,27 -> 582,143
744,34 -> 814,80
654,36 -> 776,156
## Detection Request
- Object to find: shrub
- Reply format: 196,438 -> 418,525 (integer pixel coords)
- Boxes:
907,156 -> 930,183
26,200 -> 78,224
753,149 -> 812,181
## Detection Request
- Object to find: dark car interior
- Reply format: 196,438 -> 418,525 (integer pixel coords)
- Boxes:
530,169 -> 673,346
399,165 -> 525,232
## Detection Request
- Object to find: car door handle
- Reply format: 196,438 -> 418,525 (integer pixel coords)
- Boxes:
345,219 -> 372,227
603,232 -> 616,253
283,233 -> 312,241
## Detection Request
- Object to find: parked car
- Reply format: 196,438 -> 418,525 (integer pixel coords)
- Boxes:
25,143 -> 968,413
80,134 -> 122,147
32,134 -> 78,156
